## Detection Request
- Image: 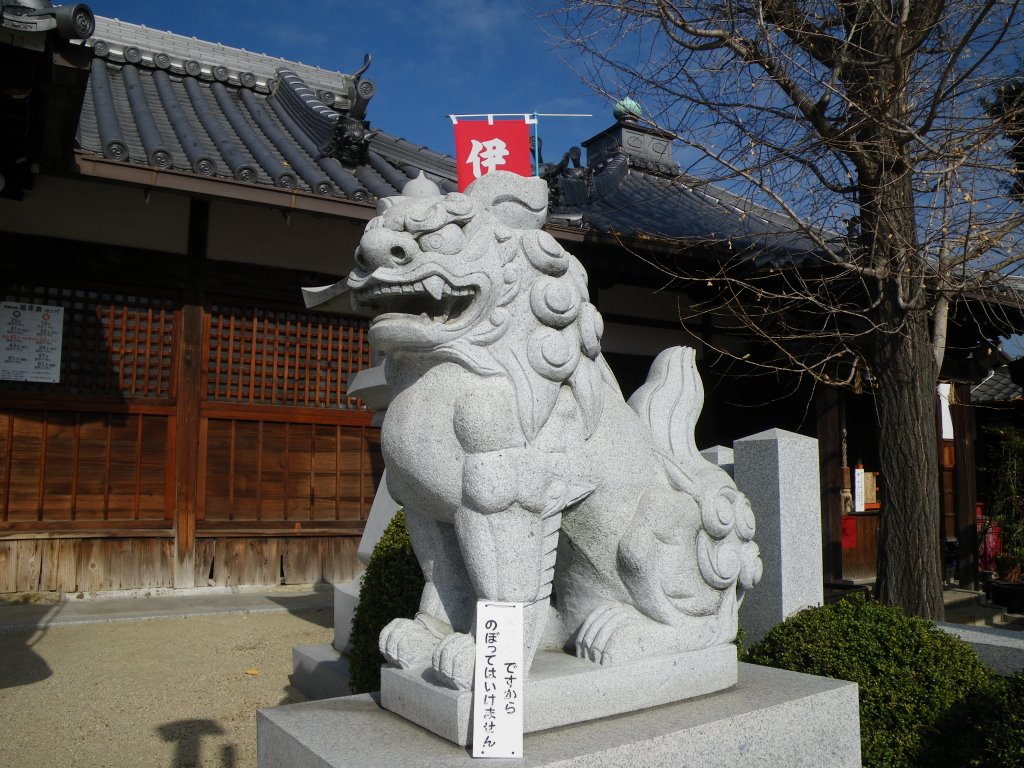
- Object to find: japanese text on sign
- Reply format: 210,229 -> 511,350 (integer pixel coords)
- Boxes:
453,119 -> 533,192
472,601 -> 524,759
0,302 -> 63,384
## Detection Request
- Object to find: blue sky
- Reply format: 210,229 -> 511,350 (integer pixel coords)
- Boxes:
91,0 -> 613,162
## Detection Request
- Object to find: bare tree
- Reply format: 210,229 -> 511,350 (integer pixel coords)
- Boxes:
551,0 -> 1024,619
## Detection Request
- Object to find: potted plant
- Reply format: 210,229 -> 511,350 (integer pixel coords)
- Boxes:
994,549 -> 1023,583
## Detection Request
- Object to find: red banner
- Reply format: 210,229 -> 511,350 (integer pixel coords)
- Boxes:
453,119 -> 533,191
841,516 -> 858,550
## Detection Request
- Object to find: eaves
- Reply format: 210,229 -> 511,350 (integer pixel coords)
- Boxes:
73,149 -> 378,221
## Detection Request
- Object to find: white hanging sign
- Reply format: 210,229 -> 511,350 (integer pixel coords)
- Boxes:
854,466 -> 866,513
0,302 -> 63,384
472,600 -> 525,759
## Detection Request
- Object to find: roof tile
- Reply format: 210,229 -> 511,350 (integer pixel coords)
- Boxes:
75,15 -> 818,262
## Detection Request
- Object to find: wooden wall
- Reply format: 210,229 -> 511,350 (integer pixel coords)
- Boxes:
0,538 -> 174,592
0,235 -> 379,594
840,513 -> 881,582
0,535 -> 360,592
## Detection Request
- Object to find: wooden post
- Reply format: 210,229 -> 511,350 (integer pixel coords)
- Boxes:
173,200 -> 208,588
816,387 -> 844,582
173,305 -> 201,587
951,383 -> 978,588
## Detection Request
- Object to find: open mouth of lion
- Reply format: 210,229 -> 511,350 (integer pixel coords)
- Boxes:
355,276 -> 477,326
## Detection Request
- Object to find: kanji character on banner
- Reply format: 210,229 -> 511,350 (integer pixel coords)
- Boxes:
453,119 -> 532,191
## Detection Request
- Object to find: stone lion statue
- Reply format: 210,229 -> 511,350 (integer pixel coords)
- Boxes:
347,171 -> 762,691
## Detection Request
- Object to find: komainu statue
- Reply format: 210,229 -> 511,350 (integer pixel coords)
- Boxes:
347,171 -> 762,691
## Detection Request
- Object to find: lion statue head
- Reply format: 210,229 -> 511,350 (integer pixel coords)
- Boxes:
348,171 -> 619,442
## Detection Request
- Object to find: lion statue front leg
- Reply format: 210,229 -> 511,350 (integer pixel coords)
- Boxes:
431,449 -> 591,689
378,511 -> 475,674
380,375 -> 592,690
379,457 -> 589,690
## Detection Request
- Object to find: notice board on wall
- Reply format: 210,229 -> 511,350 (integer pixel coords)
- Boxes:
0,301 -> 64,383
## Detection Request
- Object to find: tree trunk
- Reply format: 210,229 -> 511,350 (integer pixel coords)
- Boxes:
855,104 -> 944,618
872,308 -> 944,619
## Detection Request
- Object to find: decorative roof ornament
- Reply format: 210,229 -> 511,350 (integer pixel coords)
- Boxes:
322,52 -> 378,167
612,97 -> 642,122
1,0 -> 95,41
401,171 -> 441,198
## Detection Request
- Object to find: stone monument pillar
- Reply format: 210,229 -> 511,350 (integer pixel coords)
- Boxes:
733,428 -> 824,644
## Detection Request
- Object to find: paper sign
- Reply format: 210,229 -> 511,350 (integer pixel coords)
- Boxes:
0,302 -> 64,383
453,119 -> 533,191
472,600 -> 524,759
853,466 -> 865,513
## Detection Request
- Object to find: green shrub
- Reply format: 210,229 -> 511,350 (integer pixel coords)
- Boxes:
746,595 -> 991,768
923,672 -> 1024,768
347,510 -> 424,694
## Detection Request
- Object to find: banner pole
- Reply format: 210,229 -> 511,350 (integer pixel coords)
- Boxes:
532,113 -> 540,176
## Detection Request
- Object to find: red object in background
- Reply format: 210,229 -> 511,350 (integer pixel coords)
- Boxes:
977,502 -> 1003,571
841,515 -> 858,550
453,119 -> 533,191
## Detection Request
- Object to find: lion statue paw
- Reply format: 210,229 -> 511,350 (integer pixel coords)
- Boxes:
379,615 -> 446,669
432,632 -> 476,691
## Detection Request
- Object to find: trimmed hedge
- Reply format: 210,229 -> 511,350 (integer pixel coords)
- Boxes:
746,595 -> 991,768
923,672 -> 1024,768
347,510 -> 424,694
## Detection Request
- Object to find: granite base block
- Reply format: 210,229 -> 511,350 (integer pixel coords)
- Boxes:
291,644 -> 351,701
331,580 -> 360,652
939,622 -> 1024,676
382,644 -> 737,746
258,662 -> 862,768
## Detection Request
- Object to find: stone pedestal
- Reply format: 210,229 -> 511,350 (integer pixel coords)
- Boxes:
382,645 -> 736,746
258,662 -> 862,768
289,580 -> 360,700
939,622 -> 1024,676
291,644 -> 351,701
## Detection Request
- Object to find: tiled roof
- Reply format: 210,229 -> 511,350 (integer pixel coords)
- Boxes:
972,366 -> 1023,404
71,17 -> 818,264
74,17 -> 458,201
550,157 -> 820,264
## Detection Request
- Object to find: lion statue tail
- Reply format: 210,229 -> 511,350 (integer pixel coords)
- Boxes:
623,347 -> 762,636
626,346 -> 705,468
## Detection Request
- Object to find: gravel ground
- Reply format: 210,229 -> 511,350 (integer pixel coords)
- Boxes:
0,606 -> 334,768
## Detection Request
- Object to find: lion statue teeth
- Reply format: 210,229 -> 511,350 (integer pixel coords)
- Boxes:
348,170 -> 762,691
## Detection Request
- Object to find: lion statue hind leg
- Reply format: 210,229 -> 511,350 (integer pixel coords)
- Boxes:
569,346 -> 761,664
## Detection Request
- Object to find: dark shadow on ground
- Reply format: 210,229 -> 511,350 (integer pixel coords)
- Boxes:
157,718 -> 233,768
0,630 -> 53,688
265,591 -> 333,629
0,599 -> 64,633
0,601 -> 61,689
277,684 -> 310,706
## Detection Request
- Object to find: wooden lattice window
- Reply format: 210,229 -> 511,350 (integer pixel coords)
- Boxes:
205,303 -> 371,409
2,285 -> 176,400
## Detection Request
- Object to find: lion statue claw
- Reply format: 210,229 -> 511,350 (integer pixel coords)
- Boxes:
347,171 -> 761,690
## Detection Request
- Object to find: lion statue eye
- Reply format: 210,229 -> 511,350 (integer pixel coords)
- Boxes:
419,224 -> 465,255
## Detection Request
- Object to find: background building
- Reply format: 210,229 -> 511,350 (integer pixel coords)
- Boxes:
1,6 -> 1013,594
